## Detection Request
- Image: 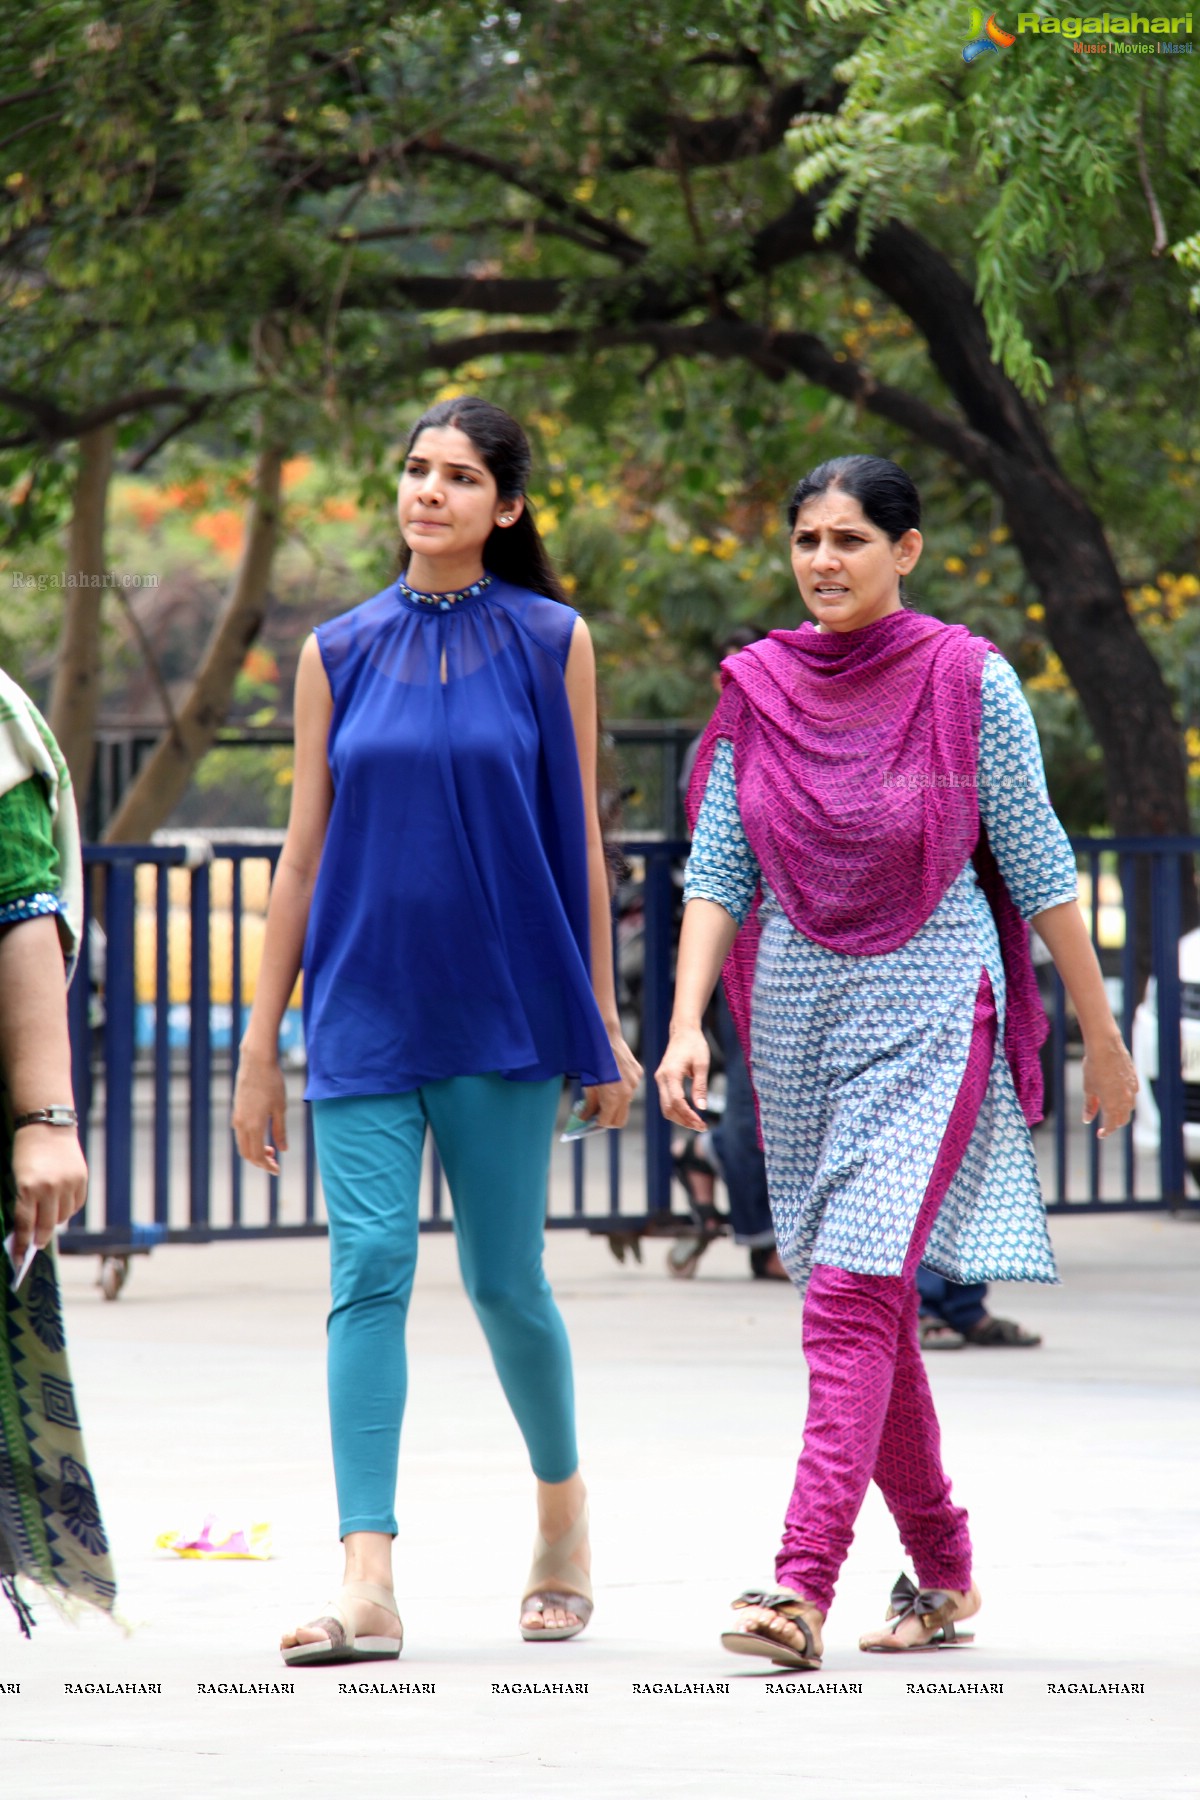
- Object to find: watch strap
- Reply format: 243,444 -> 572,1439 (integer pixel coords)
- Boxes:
12,1106 -> 78,1130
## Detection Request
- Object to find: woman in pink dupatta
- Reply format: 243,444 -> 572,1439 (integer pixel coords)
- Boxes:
656,456 -> 1136,1667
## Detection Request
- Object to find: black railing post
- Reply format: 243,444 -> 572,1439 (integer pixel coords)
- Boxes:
153,861 -> 172,1225
67,876 -> 92,1200
103,860 -> 136,1241
1151,849 -> 1185,1206
189,859 -> 212,1230
641,844 -> 675,1217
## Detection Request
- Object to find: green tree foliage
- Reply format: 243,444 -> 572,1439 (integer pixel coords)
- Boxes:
2,3 -> 1198,833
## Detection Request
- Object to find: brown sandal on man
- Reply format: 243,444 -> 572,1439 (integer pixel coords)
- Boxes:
859,1572 -> 980,1653
721,1588 -> 824,1670
963,1314 -> 1042,1347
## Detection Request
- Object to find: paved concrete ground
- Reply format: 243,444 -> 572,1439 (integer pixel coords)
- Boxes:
4,1208 -> 1197,1800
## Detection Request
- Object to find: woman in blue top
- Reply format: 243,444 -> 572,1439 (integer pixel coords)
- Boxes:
233,398 -> 641,1665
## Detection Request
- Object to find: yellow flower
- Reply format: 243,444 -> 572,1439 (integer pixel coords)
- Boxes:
1026,603 -> 1045,622
852,298 -> 872,319
970,541 -> 985,557
990,526 -> 1010,545
560,572 -> 577,596
689,536 -> 713,556
573,178 -> 596,203
621,557 -> 638,573
712,536 -> 738,561
1175,573 -> 1200,599
1029,651 -> 1069,694
568,474 -> 584,494
538,507 -> 559,535
974,569 -> 992,586
549,478 -> 564,496
944,556 -> 966,575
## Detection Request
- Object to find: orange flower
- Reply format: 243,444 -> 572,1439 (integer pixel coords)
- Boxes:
192,509 -> 246,560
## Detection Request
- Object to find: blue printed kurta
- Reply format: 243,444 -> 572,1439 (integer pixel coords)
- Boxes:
685,654 -> 1077,1285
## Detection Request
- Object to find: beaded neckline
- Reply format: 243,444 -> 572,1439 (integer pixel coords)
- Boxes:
396,571 -> 494,611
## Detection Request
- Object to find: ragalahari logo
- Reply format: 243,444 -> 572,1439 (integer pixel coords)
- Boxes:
963,9 -> 1018,57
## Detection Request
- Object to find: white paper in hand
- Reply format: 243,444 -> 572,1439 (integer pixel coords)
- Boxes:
4,1233 -> 39,1293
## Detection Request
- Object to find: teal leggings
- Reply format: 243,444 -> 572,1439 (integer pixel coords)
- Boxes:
311,1075 -> 574,1537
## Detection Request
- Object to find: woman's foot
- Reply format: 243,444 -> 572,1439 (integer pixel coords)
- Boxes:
721,1589 -> 825,1669
521,1473 -> 592,1638
859,1575 -> 980,1651
280,1580 -> 403,1666
282,1532 -> 402,1662
281,1588 -> 402,1655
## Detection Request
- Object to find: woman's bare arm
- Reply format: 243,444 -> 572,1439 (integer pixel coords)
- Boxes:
232,636 -> 334,1169
0,915 -> 88,1258
1032,899 -> 1137,1137
655,898 -> 740,1130
564,617 -> 642,1125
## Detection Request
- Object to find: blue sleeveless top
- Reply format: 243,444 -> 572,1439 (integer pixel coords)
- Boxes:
302,575 -> 620,1099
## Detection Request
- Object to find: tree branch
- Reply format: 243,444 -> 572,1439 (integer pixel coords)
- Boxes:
123,398 -> 214,474
405,136 -> 647,264
0,383 -> 252,449
424,317 -> 998,476
332,217 -> 619,257
610,77 -> 839,172
1135,92 -> 1169,256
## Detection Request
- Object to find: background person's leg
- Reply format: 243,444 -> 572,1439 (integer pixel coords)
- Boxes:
713,985 -> 775,1249
925,1275 -> 989,1335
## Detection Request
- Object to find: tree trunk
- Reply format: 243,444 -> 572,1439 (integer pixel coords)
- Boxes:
849,220 -> 1191,840
102,441 -> 285,844
996,463 -> 1188,840
46,421 -> 116,798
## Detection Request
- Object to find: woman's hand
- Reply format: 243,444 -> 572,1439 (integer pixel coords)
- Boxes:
232,1046 -> 289,1173
1080,1029 -> 1138,1139
581,1031 -> 643,1129
10,1125 -> 88,1264
655,1024 -> 711,1132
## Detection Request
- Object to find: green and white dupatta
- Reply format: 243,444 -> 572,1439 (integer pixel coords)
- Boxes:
0,669 -> 116,1632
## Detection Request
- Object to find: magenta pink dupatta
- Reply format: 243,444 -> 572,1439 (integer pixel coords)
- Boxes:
686,610 -> 1047,1126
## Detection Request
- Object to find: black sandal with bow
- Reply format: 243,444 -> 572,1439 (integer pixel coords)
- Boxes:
859,1571 -> 979,1652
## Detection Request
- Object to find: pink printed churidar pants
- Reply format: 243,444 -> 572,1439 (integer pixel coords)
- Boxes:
774,972 -> 997,1613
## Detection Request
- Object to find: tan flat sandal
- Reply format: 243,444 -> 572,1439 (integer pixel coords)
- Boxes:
281,1579 -> 403,1667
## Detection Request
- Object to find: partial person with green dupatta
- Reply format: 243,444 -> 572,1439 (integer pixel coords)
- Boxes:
0,668 -> 116,1634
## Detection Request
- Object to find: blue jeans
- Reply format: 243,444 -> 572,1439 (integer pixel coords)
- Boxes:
709,987 -> 775,1248
916,1267 -> 988,1333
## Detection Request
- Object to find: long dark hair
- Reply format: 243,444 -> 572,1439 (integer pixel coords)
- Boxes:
399,395 -> 570,602
400,396 -> 626,883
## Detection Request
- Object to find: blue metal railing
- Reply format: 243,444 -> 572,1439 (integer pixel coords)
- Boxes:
63,834 -> 1199,1279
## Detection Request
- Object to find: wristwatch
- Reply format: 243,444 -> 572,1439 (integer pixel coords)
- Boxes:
12,1106 -> 78,1130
